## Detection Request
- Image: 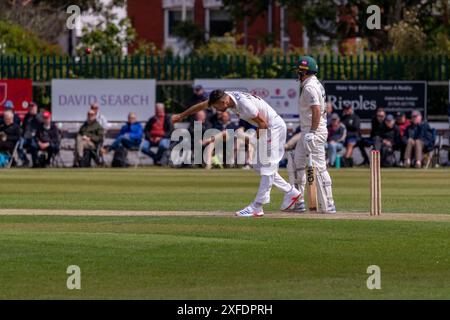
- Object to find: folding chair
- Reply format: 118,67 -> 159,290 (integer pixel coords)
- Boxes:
6,141 -> 20,169
127,140 -> 146,168
424,128 -> 439,169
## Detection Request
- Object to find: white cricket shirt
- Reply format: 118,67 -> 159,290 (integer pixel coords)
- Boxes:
298,75 -> 327,133
226,91 -> 280,128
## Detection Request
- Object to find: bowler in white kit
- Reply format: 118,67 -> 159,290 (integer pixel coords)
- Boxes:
172,90 -> 302,217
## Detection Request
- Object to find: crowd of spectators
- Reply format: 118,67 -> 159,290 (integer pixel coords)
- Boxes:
324,103 -> 436,168
0,86 -> 445,169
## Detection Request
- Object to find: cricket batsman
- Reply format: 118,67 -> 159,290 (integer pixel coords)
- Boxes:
172,90 -> 302,217
287,56 -> 336,213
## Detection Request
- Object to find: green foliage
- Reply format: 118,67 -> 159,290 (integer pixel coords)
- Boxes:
388,8 -> 427,55
172,21 -> 206,50
0,20 -> 61,55
78,19 -> 136,56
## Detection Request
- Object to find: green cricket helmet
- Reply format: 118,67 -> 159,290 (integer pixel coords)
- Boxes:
295,56 -> 318,78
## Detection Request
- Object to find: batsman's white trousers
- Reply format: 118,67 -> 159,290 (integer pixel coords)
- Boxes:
291,130 -> 335,212
252,116 -> 292,205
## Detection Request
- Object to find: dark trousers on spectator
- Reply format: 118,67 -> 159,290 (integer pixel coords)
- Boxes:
358,137 -> 372,164
19,137 -> 33,163
30,140 -> 59,167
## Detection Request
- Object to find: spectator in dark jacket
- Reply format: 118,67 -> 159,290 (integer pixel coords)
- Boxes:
106,112 -> 143,152
0,110 -> 21,154
30,111 -> 60,167
395,112 -> 411,165
357,107 -> 386,166
142,103 -> 173,165
370,107 -> 386,139
404,110 -> 434,168
375,114 -> 400,167
341,104 -> 361,167
185,85 -> 210,124
0,100 -> 21,126
74,110 -> 104,166
326,113 -> 347,167
19,102 -> 42,165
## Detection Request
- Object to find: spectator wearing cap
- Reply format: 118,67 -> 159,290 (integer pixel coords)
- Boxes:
104,112 -> 143,153
90,102 -> 109,130
404,110 -> 434,168
0,110 -> 21,155
374,114 -> 400,167
395,112 -> 411,165
142,103 -> 173,165
0,100 -> 21,126
186,85 -> 208,108
19,102 -> 43,166
340,104 -> 361,167
30,111 -> 60,167
74,110 -> 104,167
326,113 -> 347,167
185,85 -> 211,125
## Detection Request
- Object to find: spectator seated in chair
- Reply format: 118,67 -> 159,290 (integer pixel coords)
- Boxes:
340,104 -> 361,167
404,110 -> 434,168
19,101 -> 43,166
374,114 -> 400,167
90,102 -> 109,130
0,100 -> 21,126
395,111 -> 411,166
203,111 -> 238,169
103,112 -> 143,153
74,110 -> 104,167
358,107 -> 386,165
30,111 -> 60,168
0,110 -> 21,162
326,113 -> 347,167
141,103 -> 173,165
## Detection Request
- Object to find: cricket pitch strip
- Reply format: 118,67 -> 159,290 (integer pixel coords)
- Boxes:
0,209 -> 450,222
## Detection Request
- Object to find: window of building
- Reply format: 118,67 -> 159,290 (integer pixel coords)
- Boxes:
168,9 -> 194,37
209,9 -> 233,37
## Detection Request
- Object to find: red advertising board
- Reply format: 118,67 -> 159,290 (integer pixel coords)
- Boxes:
0,79 -> 33,118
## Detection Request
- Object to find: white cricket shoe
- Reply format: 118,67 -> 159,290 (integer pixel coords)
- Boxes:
235,205 -> 264,217
280,187 -> 302,211
289,200 -> 307,213
324,205 -> 337,214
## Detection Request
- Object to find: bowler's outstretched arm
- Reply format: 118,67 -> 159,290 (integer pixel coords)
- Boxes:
171,100 -> 209,123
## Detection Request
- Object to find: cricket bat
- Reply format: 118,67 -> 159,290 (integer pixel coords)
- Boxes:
307,154 -> 318,211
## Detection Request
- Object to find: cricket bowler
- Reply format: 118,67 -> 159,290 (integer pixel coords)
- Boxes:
287,56 -> 336,213
172,90 -> 302,217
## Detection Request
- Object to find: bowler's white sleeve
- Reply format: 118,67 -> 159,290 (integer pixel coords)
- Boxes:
303,86 -> 321,108
239,98 -> 259,120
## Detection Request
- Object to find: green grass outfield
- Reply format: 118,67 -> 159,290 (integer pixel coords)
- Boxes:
0,168 -> 449,299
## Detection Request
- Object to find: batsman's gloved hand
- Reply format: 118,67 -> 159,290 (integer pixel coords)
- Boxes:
303,132 -> 316,153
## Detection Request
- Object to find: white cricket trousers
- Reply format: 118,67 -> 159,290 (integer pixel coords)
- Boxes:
252,117 -> 292,205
